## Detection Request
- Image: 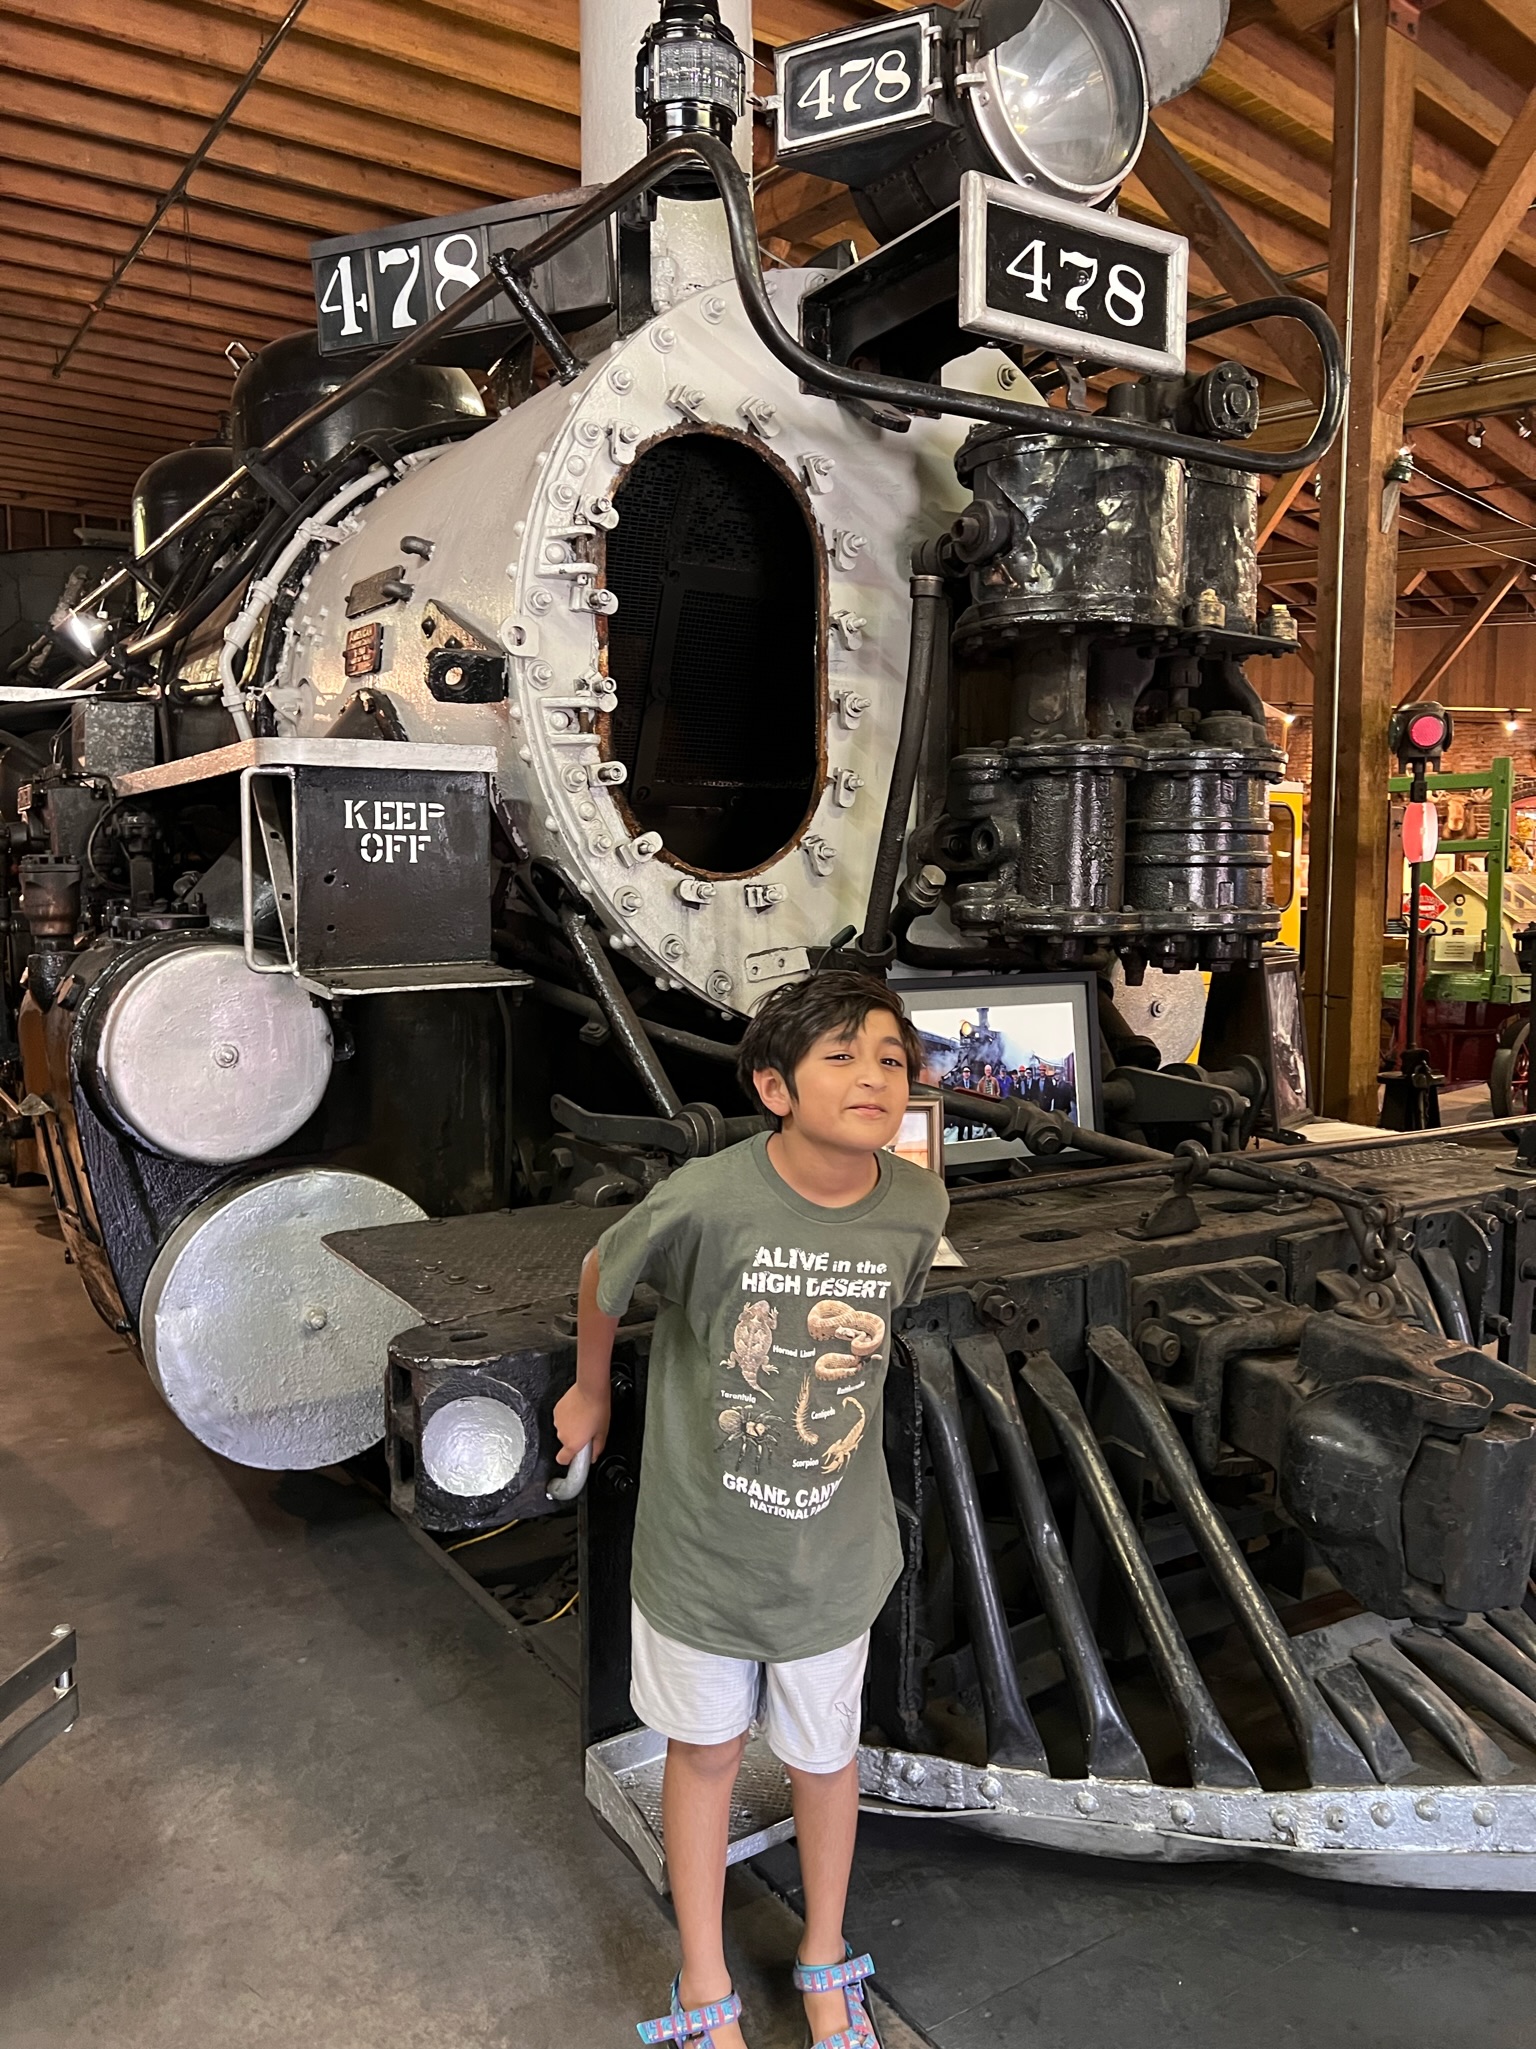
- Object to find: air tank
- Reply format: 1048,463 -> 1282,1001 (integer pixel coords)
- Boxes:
230,330 -> 487,493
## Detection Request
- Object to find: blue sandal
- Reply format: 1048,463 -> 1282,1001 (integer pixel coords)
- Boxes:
637,1975 -> 743,2046
791,1950 -> 879,2049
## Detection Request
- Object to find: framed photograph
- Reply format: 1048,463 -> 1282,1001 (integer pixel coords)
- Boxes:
893,970 -> 1102,1168
1263,949 -> 1312,1127
885,1095 -> 944,1174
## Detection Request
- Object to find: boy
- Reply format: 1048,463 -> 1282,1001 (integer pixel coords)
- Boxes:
554,971 -> 949,2049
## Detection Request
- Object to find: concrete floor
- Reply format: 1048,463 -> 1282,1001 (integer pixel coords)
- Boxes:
0,1184 -> 823,2049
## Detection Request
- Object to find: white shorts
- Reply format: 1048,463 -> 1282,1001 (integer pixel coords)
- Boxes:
629,1602 -> 869,1774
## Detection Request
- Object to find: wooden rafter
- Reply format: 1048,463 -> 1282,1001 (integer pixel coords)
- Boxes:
1379,84 -> 1536,411
1399,566 -> 1524,706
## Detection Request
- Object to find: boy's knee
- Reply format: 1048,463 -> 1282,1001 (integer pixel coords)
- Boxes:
669,1732 -> 748,1775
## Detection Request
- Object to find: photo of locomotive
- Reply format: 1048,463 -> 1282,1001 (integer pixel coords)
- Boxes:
9,0 -> 1536,1892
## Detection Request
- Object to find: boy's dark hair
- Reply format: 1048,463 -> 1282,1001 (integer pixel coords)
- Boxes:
737,971 -> 924,1126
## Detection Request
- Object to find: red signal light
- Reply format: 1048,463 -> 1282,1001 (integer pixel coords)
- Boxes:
1407,711 -> 1447,752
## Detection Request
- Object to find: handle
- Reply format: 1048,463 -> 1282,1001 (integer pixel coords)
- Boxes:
547,1440 -> 592,1504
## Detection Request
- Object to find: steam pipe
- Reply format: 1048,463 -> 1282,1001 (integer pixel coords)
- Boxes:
858,566 -> 946,968
57,138 -> 1346,692
557,903 -> 684,1117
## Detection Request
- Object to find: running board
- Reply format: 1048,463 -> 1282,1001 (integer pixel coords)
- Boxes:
586,1727 -> 795,1893
0,1627 -> 78,1788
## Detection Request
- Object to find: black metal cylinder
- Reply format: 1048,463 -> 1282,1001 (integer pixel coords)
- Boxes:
231,331 -> 486,493
951,430 -> 1184,646
1125,722 -> 1282,943
1183,461 -> 1259,631
951,740 -> 1143,940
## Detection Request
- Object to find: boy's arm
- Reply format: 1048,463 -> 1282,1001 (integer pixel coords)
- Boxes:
553,1246 -> 620,1466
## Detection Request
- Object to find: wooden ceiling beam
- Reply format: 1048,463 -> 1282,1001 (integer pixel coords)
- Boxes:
1399,565 -> 1524,706
0,105 -> 452,234
0,199 -> 316,296
0,162 -> 318,264
198,0 -> 581,119
1257,469 -> 1315,548
0,58 -> 548,217
1264,524 -> 1536,582
0,4 -> 579,177
1205,27 -> 1536,330
0,378 -> 216,438
1380,86 -> 1536,410
0,260 -> 303,344
0,401 -> 192,447
0,313 -> 243,392
1408,423 -> 1536,520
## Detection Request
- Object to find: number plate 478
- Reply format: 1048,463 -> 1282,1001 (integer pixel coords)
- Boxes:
958,174 -> 1188,380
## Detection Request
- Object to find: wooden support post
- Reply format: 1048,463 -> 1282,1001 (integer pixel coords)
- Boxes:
1303,0 -> 1417,1122
1399,567 -> 1522,705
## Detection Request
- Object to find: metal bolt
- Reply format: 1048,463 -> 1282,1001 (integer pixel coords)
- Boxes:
977,1774 -> 1001,1802
902,1757 -> 927,1786
1324,1805 -> 1347,1831
302,1307 -> 328,1332
212,1042 -> 240,1069
1269,1807 -> 1295,1837
1371,1802 -> 1393,1828
1073,1789 -> 1099,1815
661,935 -> 685,962
1435,1380 -> 1469,1399
651,325 -> 677,351
1473,1802 -> 1496,1828
615,887 -> 642,916
1415,1796 -> 1438,1821
1169,1799 -> 1193,1826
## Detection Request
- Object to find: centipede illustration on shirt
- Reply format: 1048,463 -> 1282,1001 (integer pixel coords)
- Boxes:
717,1295 -> 886,1489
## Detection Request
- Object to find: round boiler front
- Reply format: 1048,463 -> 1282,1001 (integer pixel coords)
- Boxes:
139,1168 -> 425,1468
86,942 -> 334,1165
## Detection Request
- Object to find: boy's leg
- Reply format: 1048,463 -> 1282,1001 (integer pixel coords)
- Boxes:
764,1631 -> 871,2043
663,1734 -> 751,2046
786,1757 -> 863,2044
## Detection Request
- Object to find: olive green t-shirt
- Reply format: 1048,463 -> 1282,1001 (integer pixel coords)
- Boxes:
594,1131 -> 950,1663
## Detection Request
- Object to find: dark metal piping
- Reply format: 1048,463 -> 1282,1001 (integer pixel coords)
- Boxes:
557,904 -> 683,1118
525,974 -> 740,1063
858,569 -> 946,967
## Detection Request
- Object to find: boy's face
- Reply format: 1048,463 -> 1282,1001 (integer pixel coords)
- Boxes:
754,1008 -> 910,1154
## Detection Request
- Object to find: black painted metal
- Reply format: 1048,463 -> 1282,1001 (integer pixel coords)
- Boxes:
557,903 -> 682,1118
857,569 -> 945,968
1088,1322 -> 1373,1787
1016,1348 -> 1258,1789
953,1333 -> 1148,1781
1314,1663 -> 1415,1784
906,1331 -> 1049,1773
1399,1627 -> 1536,1751
1490,1606 -> 1536,1664
1449,1614 -> 1536,1705
1351,1637 -> 1512,1781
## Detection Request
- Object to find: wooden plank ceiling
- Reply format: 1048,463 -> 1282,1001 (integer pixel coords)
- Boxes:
5,0 -> 1536,627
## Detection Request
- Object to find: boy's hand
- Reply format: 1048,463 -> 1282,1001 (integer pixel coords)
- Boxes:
554,1382 -> 610,1466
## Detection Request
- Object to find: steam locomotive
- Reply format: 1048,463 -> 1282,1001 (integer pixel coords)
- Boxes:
8,0 -> 1536,1887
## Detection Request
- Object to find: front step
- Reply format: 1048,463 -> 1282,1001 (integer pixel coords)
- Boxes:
586,1727 -> 796,1893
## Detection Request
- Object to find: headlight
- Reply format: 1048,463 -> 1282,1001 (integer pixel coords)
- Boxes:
968,0 -> 1148,199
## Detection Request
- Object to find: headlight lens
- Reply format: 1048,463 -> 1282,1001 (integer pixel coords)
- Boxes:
980,0 -> 1146,195
421,1394 -> 528,1498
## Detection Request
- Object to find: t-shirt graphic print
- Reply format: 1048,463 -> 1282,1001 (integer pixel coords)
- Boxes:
595,1130 -> 950,1663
